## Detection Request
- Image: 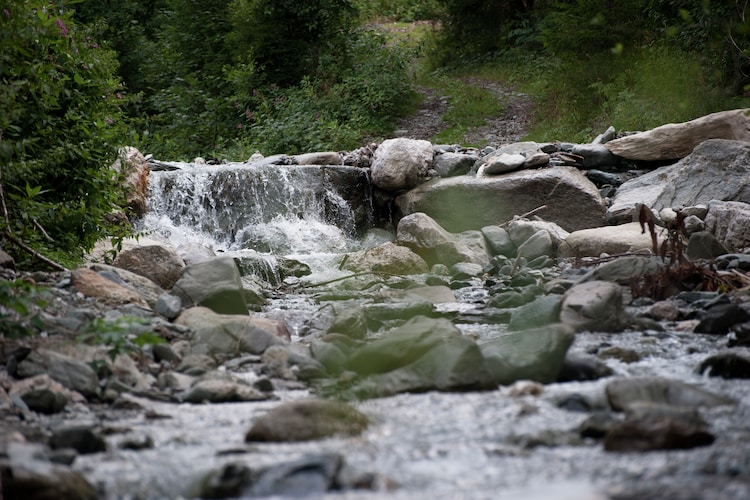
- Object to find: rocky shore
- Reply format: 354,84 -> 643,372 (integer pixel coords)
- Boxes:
2,109 -> 750,499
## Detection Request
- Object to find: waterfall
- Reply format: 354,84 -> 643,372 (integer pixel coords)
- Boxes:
141,162 -> 376,259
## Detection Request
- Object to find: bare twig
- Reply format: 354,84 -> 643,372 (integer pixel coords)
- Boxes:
3,231 -> 68,271
32,218 -> 55,243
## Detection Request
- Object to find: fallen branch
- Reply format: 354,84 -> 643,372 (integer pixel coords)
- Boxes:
4,231 -> 68,272
301,270 -> 396,289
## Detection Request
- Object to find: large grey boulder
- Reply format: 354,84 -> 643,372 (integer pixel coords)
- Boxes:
341,242 -> 429,275
396,212 -> 488,267
433,152 -> 478,177
607,139 -> 750,223
395,167 -> 605,233
176,306 -> 288,357
342,316 -> 489,397
85,263 -> 166,307
16,349 -> 99,399
578,255 -> 665,284
604,109 -> 750,161
560,280 -> 629,332
371,138 -> 434,191
480,323 -> 575,385
171,256 -> 248,315
704,200 -> 750,251
111,146 -> 150,217
559,222 -> 661,258
113,244 -> 185,290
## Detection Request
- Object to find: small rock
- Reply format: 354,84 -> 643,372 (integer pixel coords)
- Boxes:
698,352 -> 750,378
50,425 -> 107,455
694,303 -> 750,334
245,399 -> 369,442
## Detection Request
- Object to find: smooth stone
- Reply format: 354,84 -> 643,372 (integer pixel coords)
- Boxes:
698,352 -> 750,378
245,399 -> 368,442
606,376 -> 735,411
560,280 -> 629,332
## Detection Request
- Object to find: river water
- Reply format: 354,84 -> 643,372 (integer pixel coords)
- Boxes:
75,161 -> 750,499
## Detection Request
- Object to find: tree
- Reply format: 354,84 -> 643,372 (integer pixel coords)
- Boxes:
0,0 -> 127,268
228,0 -> 358,87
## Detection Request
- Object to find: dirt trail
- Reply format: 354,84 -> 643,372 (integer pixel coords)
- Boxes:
393,78 -> 533,148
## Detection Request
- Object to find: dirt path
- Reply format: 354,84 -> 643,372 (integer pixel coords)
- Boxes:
393,78 -> 534,148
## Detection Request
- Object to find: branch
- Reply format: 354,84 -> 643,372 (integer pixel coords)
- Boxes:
3,231 -> 68,272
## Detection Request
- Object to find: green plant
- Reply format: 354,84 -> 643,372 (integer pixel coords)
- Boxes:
0,0 -> 129,269
0,278 -> 47,338
77,316 -> 165,362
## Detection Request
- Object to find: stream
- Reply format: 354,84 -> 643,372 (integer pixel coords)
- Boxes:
74,160 -> 750,499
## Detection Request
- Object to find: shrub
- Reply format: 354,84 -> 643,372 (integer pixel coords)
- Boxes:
0,0 -> 127,268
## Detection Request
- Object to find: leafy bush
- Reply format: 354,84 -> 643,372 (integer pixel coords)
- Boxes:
0,278 -> 47,338
229,28 -> 417,155
0,0 -> 128,268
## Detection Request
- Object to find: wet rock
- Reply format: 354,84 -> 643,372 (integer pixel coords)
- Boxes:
728,322 -> 750,347
86,263 -> 166,307
294,151 -> 341,165
607,139 -> 750,223
487,289 -> 536,309
50,425 -> 107,454
481,225 -> 516,257
9,375 -> 71,414
516,230 -> 554,260
559,223 -> 661,258
508,295 -> 562,331
557,353 -> 615,382
481,323 -> 575,385
604,109 -> 750,161
16,349 -> 99,399
480,152 -> 525,174
177,353 -> 217,376
155,293 -> 182,319
578,255 -> 664,285
0,246 -> 15,268
371,138 -> 434,191
395,167 -> 606,233
694,303 -> 750,334
245,399 -> 368,442
560,280 -> 629,332
197,454 -> 345,499
579,411 -> 621,439
698,352 -> 750,378
181,374 -> 269,403
363,301 -> 437,329
151,343 -> 181,364
686,230 -> 729,259
113,244 -> 185,290
450,262 -> 484,279
346,316 -> 462,375
325,304 -> 368,339
603,410 -> 714,452
176,307 -> 288,357
341,242 -> 429,275
606,376 -> 735,411
572,143 -> 623,169
350,334 -> 488,397
176,241 -> 217,266
704,200 -> 750,251
112,146 -> 150,217
433,151 -> 477,177
506,219 -> 569,249
716,252 -> 750,271
71,268 -> 148,306
171,256 -> 248,315
597,346 -> 641,363
1,442 -> 97,500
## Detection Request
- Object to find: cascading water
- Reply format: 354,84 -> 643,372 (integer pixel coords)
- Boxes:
141,161 -> 380,282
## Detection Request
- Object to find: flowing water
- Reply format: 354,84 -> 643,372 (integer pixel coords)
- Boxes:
75,162 -> 750,499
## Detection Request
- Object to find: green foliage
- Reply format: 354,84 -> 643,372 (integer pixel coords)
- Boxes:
228,0 -> 357,87
0,278 -> 47,338
431,0 -> 533,63
351,0 -> 442,22
229,28 -> 417,155
430,76 -> 507,146
0,0 -> 128,268
78,316 -> 165,362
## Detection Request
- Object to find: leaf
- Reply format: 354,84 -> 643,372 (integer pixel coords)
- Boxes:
74,73 -> 85,85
